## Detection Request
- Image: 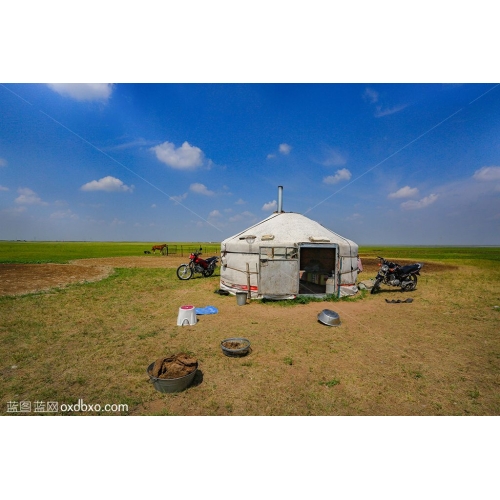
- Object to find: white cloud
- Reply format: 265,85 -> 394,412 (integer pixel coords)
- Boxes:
374,104 -> 408,117
106,138 -> 157,151
0,158 -> 7,167
15,187 -> 48,205
323,168 -> 352,185
0,185 -> 9,191
190,183 -> 214,196
229,211 -> 255,222
401,194 -> 438,210
363,87 -> 379,104
50,209 -> 78,220
235,198 -> 246,205
170,193 -> 187,203
388,185 -> 419,199
262,200 -> 277,211
47,83 -> 114,102
322,148 -> 347,167
363,87 -> 406,117
266,154 -> 276,159
347,213 -> 362,221
151,204 -> 157,208
279,143 -> 292,155
209,210 -> 221,217
473,166 -> 500,181
151,140 -> 204,170
80,176 -> 134,192
1,206 -> 26,215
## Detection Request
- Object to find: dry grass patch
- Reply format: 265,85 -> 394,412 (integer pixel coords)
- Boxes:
1,255 -> 499,416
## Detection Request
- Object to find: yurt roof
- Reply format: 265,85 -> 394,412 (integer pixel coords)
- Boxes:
221,212 -> 357,253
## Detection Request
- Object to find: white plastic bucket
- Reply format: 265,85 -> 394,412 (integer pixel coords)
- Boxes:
326,277 -> 335,295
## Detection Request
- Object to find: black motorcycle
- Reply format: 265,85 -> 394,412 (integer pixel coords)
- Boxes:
370,256 -> 423,294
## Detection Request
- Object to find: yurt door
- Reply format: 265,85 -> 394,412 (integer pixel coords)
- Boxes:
259,246 -> 299,296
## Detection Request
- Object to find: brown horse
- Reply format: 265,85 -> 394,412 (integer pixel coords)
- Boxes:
151,244 -> 167,254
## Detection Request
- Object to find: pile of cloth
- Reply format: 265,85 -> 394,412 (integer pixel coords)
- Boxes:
150,353 -> 198,379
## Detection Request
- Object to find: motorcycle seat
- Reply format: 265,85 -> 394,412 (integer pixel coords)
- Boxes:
399,264 -> 420,275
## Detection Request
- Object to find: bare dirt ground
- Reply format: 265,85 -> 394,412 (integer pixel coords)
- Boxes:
0,257 -> 184,296
0,263 -> 114,296
71,256 -> 186,269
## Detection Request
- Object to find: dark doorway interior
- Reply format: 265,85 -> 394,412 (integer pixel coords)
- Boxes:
298,247 -> 336,295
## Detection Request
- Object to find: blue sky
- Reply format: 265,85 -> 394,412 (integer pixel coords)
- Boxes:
1,82 -> 499,245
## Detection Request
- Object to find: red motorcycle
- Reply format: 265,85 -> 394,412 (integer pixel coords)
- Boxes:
176,248 -> 219,280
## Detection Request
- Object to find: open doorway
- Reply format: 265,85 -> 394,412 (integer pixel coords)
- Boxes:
298,245 -> 337,295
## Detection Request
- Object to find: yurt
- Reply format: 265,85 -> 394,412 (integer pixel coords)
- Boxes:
220,187 -> 361,300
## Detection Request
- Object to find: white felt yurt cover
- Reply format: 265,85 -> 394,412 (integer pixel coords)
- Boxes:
220,212 -> 360,299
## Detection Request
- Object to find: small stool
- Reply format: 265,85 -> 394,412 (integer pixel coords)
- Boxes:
177,305 -> 197,326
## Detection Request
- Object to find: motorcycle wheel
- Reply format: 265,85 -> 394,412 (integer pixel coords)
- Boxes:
370,278 -> 382,294
203,266 -> 215,277
176,264 -> 193,280
402,275 -> 417,291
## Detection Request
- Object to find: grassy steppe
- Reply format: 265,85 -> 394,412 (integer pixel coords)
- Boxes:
1,242 -> 499,416
1,241 -> 498,266
0,241 -> 221,263
360,246 -> 500,268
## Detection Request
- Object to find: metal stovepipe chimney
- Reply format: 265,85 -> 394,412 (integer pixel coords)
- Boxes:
277,185 -> 283,213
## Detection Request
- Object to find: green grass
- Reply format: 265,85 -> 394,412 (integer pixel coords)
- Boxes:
2,242 -> 496,267
262,289 -> 368,306
319,379 -> 340,387
359,246 -> 500,268
1,241 -> 497,267
0,241 -> 221,264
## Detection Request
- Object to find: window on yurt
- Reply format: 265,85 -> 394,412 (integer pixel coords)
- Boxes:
260,247 -> 298,260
